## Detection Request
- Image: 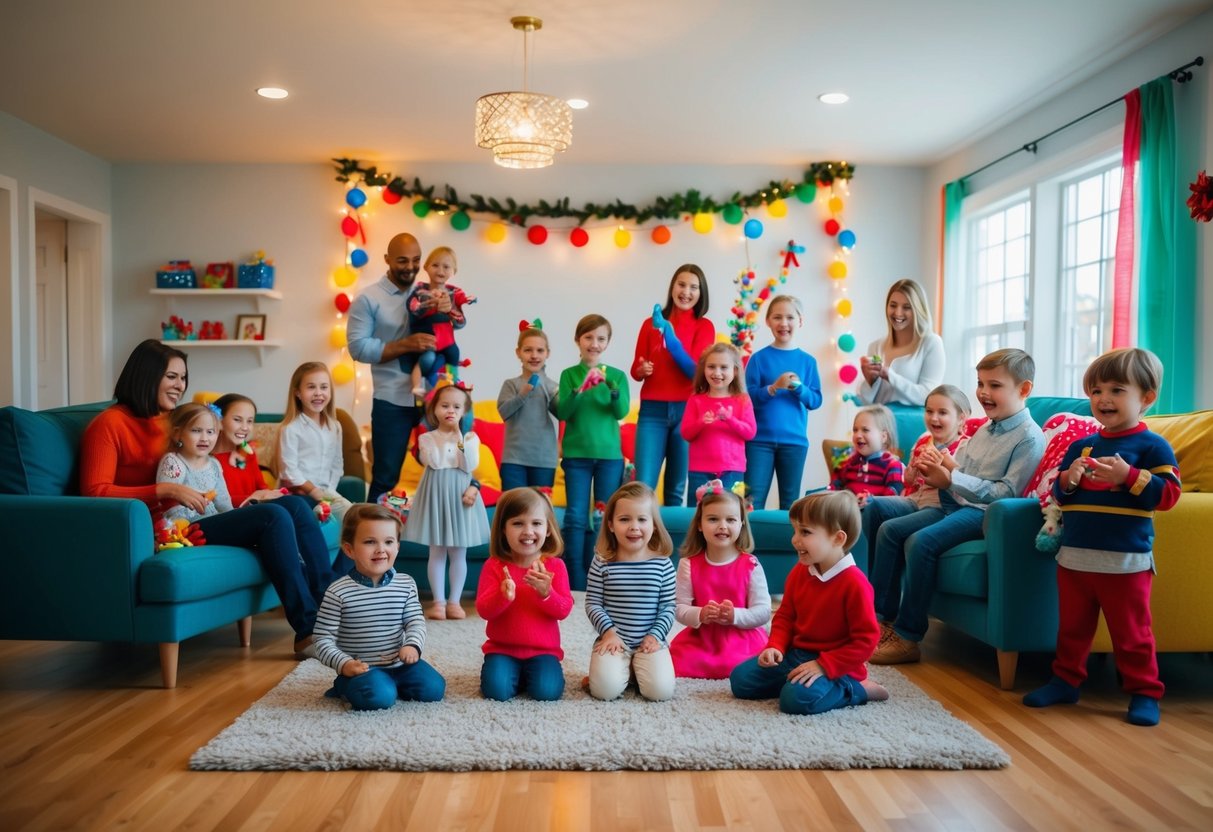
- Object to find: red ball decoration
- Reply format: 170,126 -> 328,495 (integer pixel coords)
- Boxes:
839,364 -> 859,384
340,216 -> 359,237
824,218 -> 841,236
527,225 -> 549,245
334,293 -> 351,313
382,188 -> 402,205
569,227 -> 589,247
651,225 -> 671,245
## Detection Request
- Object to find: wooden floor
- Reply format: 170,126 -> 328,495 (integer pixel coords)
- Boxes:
2,609 -> 1211,832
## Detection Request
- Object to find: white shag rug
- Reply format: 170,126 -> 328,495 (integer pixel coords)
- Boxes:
191,598 -> 1009,772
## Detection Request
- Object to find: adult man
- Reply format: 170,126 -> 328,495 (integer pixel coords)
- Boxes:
347,233 -> 452,502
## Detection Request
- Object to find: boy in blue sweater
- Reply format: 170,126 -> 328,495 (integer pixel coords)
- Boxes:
744,295 -> 823,510
1023,348 -> 1180,727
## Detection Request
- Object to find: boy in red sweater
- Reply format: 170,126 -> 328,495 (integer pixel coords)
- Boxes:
730,491 -> 889,714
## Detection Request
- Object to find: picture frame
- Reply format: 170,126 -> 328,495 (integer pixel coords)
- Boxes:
235,314 -> 267,341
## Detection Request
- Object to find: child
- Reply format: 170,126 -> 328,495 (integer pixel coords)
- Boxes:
314,504 -> 446,710
476,487 -> 574,701
1023,348 -> 1180,727
277,362 -> 353,523
399,246 -> 474,396
680,342 -> 756,504
585,482 -> 678,701
403,382 -> 490,620
557,314 -> 631,590
496,321 -> 560,491
156,403 -> 233,523
830,404 -> 904,506
870,349 -> 1045,665
744,295 -> 823,510
631,264 -> 717,507
670,481 -> 771,679
730,491 -> 889,714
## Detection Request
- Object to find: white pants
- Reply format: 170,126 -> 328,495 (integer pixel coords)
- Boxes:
588,643 -> 676,702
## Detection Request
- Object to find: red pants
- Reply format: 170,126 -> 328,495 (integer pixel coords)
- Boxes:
1052,565 -> 1163,698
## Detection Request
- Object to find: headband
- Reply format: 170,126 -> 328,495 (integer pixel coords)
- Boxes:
518,318 -> 543,332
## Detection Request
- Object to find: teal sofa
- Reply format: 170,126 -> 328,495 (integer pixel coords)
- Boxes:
0,401 -> 355,688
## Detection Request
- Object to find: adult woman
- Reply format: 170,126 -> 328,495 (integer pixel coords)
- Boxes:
631,264 -> 716,506
858,279 -> 945,407
79,339 -> 333,658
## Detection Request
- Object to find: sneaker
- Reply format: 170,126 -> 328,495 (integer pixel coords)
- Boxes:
870,633 -> 920,665
425,602 -> 447,620
878,621 -> 896,645
446,602 -> 466,620
1127,694 -> 1161,726
293,635 -> 316,661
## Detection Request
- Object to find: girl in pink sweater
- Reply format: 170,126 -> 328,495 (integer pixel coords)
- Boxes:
475,488 -> 574,701
679,343 -> 756,505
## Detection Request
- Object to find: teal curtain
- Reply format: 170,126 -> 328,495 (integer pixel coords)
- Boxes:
939,179 -> 967,332
1137,77 -> 1196,413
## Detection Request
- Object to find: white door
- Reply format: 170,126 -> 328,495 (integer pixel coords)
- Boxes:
35,218 -> 69,409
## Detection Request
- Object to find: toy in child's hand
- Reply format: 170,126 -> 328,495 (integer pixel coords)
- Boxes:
578,367 -> 606,392
1035,496 -> 1063,553
154,518 -> 206,551
377,489 -> 410,524
651,304 -> 668,332
527,373 -> 540,387
869,354 -> 882,364
313,499 -> 333,523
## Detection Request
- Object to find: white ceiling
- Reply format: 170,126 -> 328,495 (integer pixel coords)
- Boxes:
1,0 -> 1209,166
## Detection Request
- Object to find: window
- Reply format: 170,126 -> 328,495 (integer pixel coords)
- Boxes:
961,199 -> 1031,376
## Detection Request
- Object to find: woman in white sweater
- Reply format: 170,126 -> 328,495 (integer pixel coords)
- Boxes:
858,279 -> 945,407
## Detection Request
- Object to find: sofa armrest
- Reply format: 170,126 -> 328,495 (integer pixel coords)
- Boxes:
0,495 -> 154,642
983,497 -> 1059,651
337,475 -> 367,504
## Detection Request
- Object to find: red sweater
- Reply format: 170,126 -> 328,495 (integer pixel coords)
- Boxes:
766,562 -> 880,681
79,405 -> 168,510
631,309 -> 716,400
214,448 -> 270,507
476,556 -> 574,660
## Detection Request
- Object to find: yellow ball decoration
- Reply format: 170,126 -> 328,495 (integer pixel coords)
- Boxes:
332,362 -> 355,385
333,266 -> 358,288
485,222 -> 507,244
715,332 -> 731,344
614,227 -> 631,248
329,324 -> 347,348
692,212 -> 714,234
828,195 -> 845,215
768,199 -> 788,218
836,298 -> 853,318
827,260 -> 848,280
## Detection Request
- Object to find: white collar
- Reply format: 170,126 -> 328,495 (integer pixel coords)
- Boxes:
810,553 -> 855,582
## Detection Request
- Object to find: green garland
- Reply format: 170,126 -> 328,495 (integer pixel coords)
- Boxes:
332,158 -> 854,226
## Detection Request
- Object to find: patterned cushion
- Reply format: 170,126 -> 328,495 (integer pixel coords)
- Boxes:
1022,412 -> 1102,504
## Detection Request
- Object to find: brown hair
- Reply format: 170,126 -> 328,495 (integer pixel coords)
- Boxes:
1082,347 -> 1163,398
692,342 -> 746,396
167,402 -> 218,449
489,487 -> 564,561
679,488 -> 754,558
574,313 -> 612,342
976,348 -> 1035,385
114,339 -> 189,418
213,393 -> 257,417
661,264 -> 710,319
424,383 -> 473,428
282,362 -> 335,427
340,503 -> 403,546
596,482 -> 674,560
854,404 -> 897,452
789,491 -> 862,553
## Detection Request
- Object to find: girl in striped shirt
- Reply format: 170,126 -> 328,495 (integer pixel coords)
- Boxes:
585,482 -> 677,701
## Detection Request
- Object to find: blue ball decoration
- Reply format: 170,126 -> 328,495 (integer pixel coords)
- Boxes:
744,218 -> 764,239
349,248 -> 369,268
345,188 -> 367,209
838,229 -> 856,249
838,332 -> 856,353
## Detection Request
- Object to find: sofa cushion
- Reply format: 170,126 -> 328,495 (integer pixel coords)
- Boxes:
0,405 -> 103,496
1148,410 -> 1212,492
140,545 -> 271,603
935,539 -> 990,599
1022,412 -> 1102,502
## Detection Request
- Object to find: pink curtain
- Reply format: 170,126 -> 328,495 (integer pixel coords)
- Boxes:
1112,90 -> 1141,348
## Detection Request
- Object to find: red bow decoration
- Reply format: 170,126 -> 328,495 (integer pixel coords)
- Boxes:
518,318 -> 543,332
1188,169 -> 1212,223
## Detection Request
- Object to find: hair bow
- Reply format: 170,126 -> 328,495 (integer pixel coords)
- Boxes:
206,403 -> 223,422
518,318 -> 543,332
426,375 -> 474,401
695,479 -> 727,504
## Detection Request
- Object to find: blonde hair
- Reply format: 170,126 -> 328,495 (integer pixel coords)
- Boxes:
424,246 -> 457,271
854,404 -> 897,452
168,402 -> 218,448
764,294 -> 803,320
679,489 -> 754,558
596,482 -> 674,560
283,362 -> 335,427
692,342 -> 746,396
1083,347 -> 1163,398
517,327 -> 550,351
489,488 -> 564,561
789,491 -> 861,553
340,503 -> 402,546
976,348 -> 1035,385
884,279 -> 932,346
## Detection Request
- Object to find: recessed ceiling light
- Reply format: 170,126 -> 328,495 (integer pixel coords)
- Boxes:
256,87 -> 289,100
817,92 -> 849,105
567,98 -> 589,110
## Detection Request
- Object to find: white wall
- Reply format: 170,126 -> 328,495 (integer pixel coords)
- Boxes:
921,9 -> 1213,406
112,161 -> 924,497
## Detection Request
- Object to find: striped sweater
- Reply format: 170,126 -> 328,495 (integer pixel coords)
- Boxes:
585,556 -> 677,648
314,569 -> 427,672
830,450 -> 905,497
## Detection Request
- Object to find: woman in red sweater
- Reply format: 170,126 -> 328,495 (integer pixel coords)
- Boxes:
631,264 -> 716,506
79,340 -> 329,658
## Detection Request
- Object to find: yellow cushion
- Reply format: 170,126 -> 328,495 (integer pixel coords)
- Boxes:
1148,410 -> 1212,492
192,391 -> 222,405
473,400 -> 502,423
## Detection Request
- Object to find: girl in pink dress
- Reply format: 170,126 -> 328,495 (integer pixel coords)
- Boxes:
669,482 -> 772,678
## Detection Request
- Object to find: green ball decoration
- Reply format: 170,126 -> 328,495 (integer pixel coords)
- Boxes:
722,204 -> 744,225
450,210 -> 471,231
412,200 -> 431,218
838,332 -> 856,353
795,182 -> 817,204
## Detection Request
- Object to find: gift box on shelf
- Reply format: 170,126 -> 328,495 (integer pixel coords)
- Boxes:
155,260 -> 197,289
237,250 -> 275,289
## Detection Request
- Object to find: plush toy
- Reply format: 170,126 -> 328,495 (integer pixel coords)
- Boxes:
377,489 -> 410,525
313,499 -> 332,523
154,517 -> 206,551
1035,495 -> 1063,553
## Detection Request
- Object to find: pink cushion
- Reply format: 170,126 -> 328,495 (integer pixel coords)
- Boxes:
1022,412 -> 1101,503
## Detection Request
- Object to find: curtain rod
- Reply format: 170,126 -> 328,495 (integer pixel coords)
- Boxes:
957,56 -> 1204,184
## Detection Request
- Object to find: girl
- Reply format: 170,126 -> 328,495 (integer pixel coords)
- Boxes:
496,321 -> 560,491
557,314 -> 630,591
631,264 -> 716,507
278,362 -> 353,523
858,279 -> 946,407
669,481 -> 771,679
476,487 -> 573,701
830,405 -> 905,506
680,342 -> 756,504
399,246 -> 474,395
585,482 -> 678,702
403,382 -> 490,620
744,295 -> 823,510
156,402 -> 233,523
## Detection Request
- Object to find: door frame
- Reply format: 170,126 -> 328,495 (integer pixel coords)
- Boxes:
0,175 -> 16,406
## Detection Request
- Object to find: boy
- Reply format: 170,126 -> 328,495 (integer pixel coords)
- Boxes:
730,491 -> 889,715
314,504 -> 446,710
1023,348 -> 1179,726
870,348 -> 1045,664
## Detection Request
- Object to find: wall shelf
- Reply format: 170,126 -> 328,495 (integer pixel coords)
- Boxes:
149,288 -> 283,300
159,338 -> 282,365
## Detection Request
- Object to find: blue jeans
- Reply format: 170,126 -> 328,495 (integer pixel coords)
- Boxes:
561,457 -> 624,590
326,661 -> 446,710
369,397 -> 423,503
744,441 -> 808,510
272,494 -> 347,603
869,493 -> 986,642
860,496 -> 920,579
195,503 -> 319,638
480,653 -> 565,701
499,463 -> 556,492
730,648 -> 869,715
634,400 -> 689,506
686,470 -> 745,506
